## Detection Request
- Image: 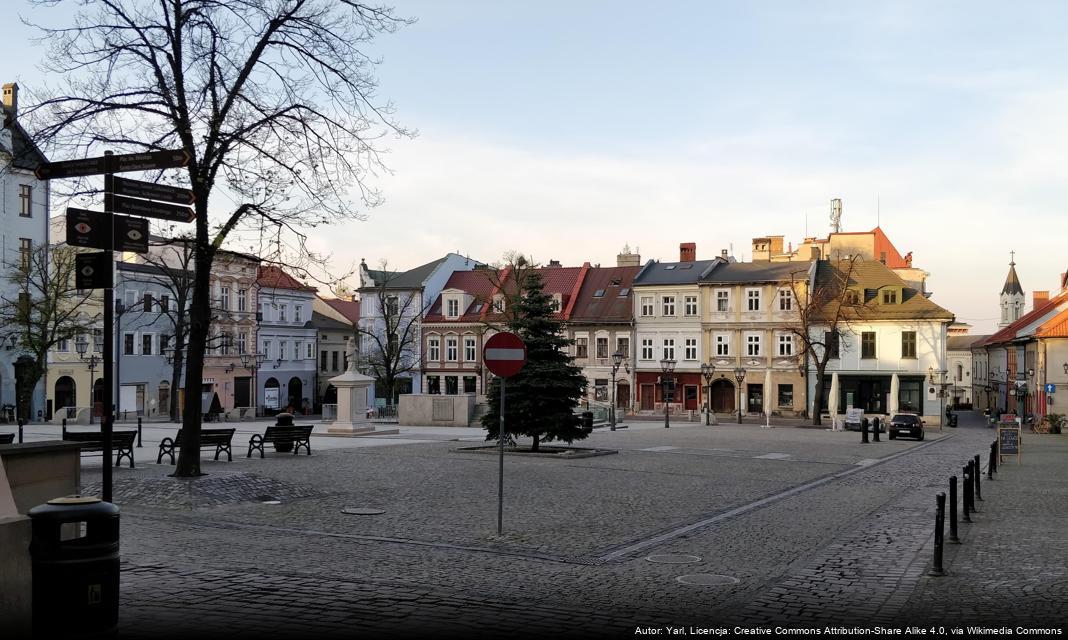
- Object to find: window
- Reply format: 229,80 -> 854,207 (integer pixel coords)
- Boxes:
238,290 -> 247,312
321,351 -> 329,371
593,289 -> 605,298
143,293 -> 154,312
594,379 -> 608,401
616,337 -> 630,358
306,342 -> 314,359
715,334 -> 730,356
824,331 -> 840,359
295,304 -> 303,323
445,376 -> 458,395
427,376 -> 440,395
57,337 -> 69,352
463,376 -> 477,393
716,290 -> 729,312
861,332 -> 876,359
575,337 -> 588,358
93,329 -> 103,353
446,337 -> 458,362
778,333 -> 793,356
294,341 -> 302,360
641,339 -> 653,360
125,289 -> 138,308
845,290 -> 861,305
747,289 -> 761,312
221,287 -> 230,310
492,295 -> 504,313
279,340 -> 288,360
19,185 -> 32,217
19,238 -> 31,271
142,334 -> 154,356
685,338 -> 697,360
684,296 -> 698,316
596,337 -> 609,359
956,364 -> 963,381
124,333 -> 136,355
662,338 -> 675,361
447,298 -> 459,318
237,331 -> 248,354
662,296 -> 676,316
901,331 -> 917,359
160,295 -> 170,313
779,289 -> 793,311
279,304 -> 288,322
75,334 -> 88,354
550,295 -> 562,312
331,351 -> 339,371
16,292 -> 29,320
159,334 -> 170,355
778,384 -> 794,407
428,336 -> 440,362
747,333 -> 761,356
882,289 -> 898,304
464,336 -> 476,362
641,297 -> 654,317
263,340 -> 272,360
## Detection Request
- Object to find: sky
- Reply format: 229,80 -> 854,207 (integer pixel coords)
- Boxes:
4,1 -> 1068,334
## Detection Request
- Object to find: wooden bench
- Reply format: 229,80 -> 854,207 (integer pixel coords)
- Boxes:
247,424 -> 313,458
157,428 -> 237,465
62,429 -> 137,468
0,433 -> 14,444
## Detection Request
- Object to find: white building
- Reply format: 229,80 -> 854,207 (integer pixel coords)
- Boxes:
256,266 -> 318,414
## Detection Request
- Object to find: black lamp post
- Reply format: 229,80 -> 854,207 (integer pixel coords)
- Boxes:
609,350 -> 629,431
734,367 -> 746,424
660,358 -> 676,429
240,351 -> 267,417
700,361 -> 715,425
929,367 -> 949,430
75,338 -> 100,424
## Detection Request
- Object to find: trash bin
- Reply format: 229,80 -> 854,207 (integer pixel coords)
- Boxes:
273,413 -> 295,452
28,495 -> 120,637
581,411 -> 593,431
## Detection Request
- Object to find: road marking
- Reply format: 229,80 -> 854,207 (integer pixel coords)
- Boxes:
754,452 -> 791,460
855,458 -> 880,466
640,446 -> 679,452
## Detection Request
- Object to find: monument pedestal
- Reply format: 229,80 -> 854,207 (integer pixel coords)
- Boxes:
326,369 -> 398,436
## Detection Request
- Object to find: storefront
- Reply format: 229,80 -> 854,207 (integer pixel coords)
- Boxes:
821,374 -> 925,415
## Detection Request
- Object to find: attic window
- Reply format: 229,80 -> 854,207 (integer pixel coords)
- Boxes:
618,288 -> 630,297
882,290 -> 898,304
593,289 -> 605,298
473,303 -> 484,312
679,263 -> 693,270
845,290 -> 860,305
665,265 -> 676,271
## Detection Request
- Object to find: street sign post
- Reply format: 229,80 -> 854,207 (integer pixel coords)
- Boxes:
75,252 -> 112,290
1045,383 -> 1056,394
112,177 -> 195,205
483,332 -> 527,536
66,208 -> 149,253
113,194 -> 194,223
34,149 -> 191,180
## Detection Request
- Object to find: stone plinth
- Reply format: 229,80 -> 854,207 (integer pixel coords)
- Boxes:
326,369 -> 397,436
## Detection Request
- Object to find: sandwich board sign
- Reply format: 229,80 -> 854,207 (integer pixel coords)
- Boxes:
998,422 -> 1021,464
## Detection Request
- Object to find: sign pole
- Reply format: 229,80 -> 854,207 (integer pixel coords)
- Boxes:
102,151 -> 115,503
498,377 -> 505,536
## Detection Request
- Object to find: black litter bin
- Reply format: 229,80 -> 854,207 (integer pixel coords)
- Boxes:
581,411 -> 594,431
28,495 -> 120,638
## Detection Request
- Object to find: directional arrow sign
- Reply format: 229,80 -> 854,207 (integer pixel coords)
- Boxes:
66,208 -> 150,253
75,251 -> 113,290
113,194 -> 195,223
113,176 -> 195,205
34,149 -> 191,180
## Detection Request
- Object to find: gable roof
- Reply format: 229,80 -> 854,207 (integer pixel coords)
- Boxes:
2,120 -> 48,170
424,269 -> 499,323
362,256 -> 448,290
321,297 -> 359,323
257,265 -> 317,292
815,259 -> 954,321
980,290 -> 1068,346
311,310 -> 352,332
569,265 -> 642,323
948,335 -> 990,351
1037,308 -> 1068,338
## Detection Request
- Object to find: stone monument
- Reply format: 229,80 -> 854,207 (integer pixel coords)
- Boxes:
327,343 -> 397,436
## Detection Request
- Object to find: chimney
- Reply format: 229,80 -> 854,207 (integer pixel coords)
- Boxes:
2,83 -> 17,124
679,242 -> 696,263
1033,290 -> 1050,309
721,249 -> 728,260
616,251 -> 640,267
547,259 -> 561,268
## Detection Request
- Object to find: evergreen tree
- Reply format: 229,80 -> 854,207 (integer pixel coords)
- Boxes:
482,271 -> 587,452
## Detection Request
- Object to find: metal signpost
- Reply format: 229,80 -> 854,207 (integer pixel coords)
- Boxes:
482,332 -> 527,535
37,149 -> 193,502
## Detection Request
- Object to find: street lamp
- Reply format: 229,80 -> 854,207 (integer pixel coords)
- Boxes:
240,351 -> 267,417
75,337 -> 100,424
659,358 -> 676,429
700,361 -> 715,425
734,367 -> 747,424
928,367 -> 950,430
609,350 -> 629,431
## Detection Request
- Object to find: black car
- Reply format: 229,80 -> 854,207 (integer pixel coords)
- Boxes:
888,413 -> 925,440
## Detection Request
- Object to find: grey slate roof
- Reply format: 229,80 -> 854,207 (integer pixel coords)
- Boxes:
633,259 -> 723,286
948,335 -> 990,351
363,256 -> 448,290
700,260 -> 814,283
2,120 -> 47,170
1002,262 -> 1023,296
312,311 -> 352,332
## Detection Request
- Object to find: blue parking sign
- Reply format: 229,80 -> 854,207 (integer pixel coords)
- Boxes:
1046,383 -> 1056,394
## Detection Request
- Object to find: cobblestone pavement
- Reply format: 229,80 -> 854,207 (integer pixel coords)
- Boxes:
65,414 -> 1066,637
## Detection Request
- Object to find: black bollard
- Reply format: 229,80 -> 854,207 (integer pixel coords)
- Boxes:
862,418 -> 869,444
962,465 -> 972,522
929,492 -> 946,576
62,418 -> 67,439
137,417 -> 143,448
873,417 -> 880,442
974,454 -> 982,502
18,419 -> 23,444
990,440 -> 998,477
948,476 -> 960,544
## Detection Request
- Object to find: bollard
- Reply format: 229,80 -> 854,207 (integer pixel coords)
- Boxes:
973,454 -> 982,502
962,465 -> 972,523
62,418 -> 67,439
929,492 -> 946,576
948,476 -> 960,544
861,418 -> 869,444
990,440 -> 998,477
137,417 -> 143,448
18,419 -> 24,443
873,417 -> 880,442
968,460 -> 979,512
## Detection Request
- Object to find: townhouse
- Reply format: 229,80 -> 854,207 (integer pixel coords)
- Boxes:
257,266 -> 318,415
313,295 -> 359,410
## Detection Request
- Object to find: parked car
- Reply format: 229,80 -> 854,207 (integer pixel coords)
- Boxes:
888,413 -> 925,440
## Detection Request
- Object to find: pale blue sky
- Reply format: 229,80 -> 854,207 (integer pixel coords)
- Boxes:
4,1 -> 1068,332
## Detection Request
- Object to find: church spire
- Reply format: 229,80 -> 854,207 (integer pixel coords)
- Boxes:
999,251 -> 1025,328
1002,251 -> 1023,296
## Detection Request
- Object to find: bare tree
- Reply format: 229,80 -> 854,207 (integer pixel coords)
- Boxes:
24,0 -> 412,476
787,256 -> 865,426
0,243 -> 99,420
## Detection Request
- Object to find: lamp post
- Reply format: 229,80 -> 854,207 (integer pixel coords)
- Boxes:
241,351 -> 267,417
75,338 -> 101,424
734,367 -> 746,424
700,361 -> 715,426
660,358 -> 676,429
609,350 -> 629,431
929,367 -> 949,431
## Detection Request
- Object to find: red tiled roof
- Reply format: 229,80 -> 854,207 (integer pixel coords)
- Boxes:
476,264 -> 589,323
257,265 -> 317,292
322,297 -> 360,323
424,269 -> 500,322
979,291 -> 1068,346
1036,307 -> 1068,338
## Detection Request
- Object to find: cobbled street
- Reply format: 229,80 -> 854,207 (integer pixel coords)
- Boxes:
67,412 -> 1067,638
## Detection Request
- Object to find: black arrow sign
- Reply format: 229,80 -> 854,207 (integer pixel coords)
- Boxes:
75,251 -> 113,290
34,149 -> 192,180
113,176 -> 195,205
66,208 -> 151,253
112,194 -> 195,223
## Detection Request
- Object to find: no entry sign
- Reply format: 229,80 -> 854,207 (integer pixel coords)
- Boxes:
483,332 -> 526,378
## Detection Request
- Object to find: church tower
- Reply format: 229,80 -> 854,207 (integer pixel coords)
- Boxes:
999,252 -> 1025,328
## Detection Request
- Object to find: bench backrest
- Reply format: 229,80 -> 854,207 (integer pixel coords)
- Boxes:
0,433 -> 14,444
173,428 -> 236,445
263,425 -> 313,440
63,430 -> 137,445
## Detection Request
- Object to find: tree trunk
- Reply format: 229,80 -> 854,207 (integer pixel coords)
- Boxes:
811,365 -> 826,426
531,433 -> 540,453
169,350 -> 184,423
173,223 -> 212,477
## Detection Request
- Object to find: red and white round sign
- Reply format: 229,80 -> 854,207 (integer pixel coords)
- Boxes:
483,332 -> 527,378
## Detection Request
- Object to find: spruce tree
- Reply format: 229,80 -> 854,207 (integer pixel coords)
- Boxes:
482,271 -> 587,451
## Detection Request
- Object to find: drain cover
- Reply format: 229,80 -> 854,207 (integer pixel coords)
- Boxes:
342,507 -> 384,515
676,574 -> 739,586
646,554 -> 702,564
261,500 -> 281,505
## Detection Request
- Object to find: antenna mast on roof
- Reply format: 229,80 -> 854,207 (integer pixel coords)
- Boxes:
830,198 -> 842,233
876,194 -> 880,227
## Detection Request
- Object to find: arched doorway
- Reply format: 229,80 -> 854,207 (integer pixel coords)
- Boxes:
93,378 -> 105,417
710,378 -> 735,413
288,377 -> 303,413
323,384 -> 337,404
55,376 -> 76,410
158,381 -> 170,417
264,377 -> 280,413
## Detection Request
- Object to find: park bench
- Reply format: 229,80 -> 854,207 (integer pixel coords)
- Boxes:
247,424 -> 313,458
157,427 -> 237,465
62,429 -> 137,468
0,433 -> 14,444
